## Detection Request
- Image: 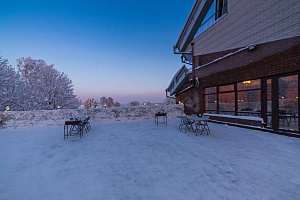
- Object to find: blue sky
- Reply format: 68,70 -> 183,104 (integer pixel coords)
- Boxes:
0,0 -> 195,103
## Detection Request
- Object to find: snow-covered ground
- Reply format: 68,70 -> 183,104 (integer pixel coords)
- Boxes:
0,119 -> 299,200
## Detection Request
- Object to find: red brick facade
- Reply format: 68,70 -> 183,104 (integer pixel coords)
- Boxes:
176,36 -> 300,115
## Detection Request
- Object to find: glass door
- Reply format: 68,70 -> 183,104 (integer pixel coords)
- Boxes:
278,75 -> 298,131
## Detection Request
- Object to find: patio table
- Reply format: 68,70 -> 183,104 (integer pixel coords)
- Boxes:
64,119 -> 84,139
185,115 -> 211,136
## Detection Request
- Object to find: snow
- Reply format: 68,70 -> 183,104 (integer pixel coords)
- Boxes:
1,119 -> 299,199
1,105 -> 184,129
204,113 -> 264,122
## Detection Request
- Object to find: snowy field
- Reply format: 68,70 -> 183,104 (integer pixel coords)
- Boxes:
0,119 -> 299,200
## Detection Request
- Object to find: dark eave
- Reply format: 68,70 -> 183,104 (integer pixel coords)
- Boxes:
175,0 -> 214,52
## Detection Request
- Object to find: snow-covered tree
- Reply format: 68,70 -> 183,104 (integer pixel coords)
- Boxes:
16,57 -> 78,110
84,98 -> 98,109
0,56 -> 24,111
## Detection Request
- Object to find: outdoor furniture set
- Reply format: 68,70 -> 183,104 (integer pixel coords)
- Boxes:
177,114 -> 211,136
64,117 -> 91,139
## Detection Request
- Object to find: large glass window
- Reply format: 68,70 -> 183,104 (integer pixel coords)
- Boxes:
205,94 -> 217,110
237,79 -> 260,90
203,74 -> 299,133
219,92 -> 235,113
278,75 -> 298,131
219,84 -> 234,92
204,86 -> 217,94
238,90 -> 261,116
204,80 -> 261,116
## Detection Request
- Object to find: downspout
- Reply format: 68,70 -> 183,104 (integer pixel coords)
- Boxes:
181,56 -> 192,65
173,45 -> 193,55
165,89 -> 176,99
167,44 -> 195,100
191,42 -> 195,86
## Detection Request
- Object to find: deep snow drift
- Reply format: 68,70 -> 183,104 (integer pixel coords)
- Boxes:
0,119 -> 299,200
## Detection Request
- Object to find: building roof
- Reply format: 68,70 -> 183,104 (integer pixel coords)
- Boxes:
175,0 -> 214,52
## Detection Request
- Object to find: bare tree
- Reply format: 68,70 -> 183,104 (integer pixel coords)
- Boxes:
107,97 -> 114,107
114,101 -> 121,107
129,101 -> 140,106
100,96 -> 108,107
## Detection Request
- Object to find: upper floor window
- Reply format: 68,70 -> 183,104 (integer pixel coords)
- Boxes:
194,0 -> 228,39
216,0 -> 228,20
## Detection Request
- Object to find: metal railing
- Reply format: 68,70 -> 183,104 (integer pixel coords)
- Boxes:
194,13 -> 216,38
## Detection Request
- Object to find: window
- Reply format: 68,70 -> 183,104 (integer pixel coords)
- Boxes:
205,86 -> 217,94
219,84 -> 234,92
238,90 -> 261,112
204,86 -> 217,113
237,79 -> 260,90
204,79 -> 261,116
216,0 -> 228,20
219,92 -> 235,113
205,94 -> 217,110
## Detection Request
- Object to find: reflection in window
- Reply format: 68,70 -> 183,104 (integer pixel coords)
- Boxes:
278,75 -> 298,131
238,90 -> 261,112
205,94 -> 217,110
204,87 -> 217,94
219,92 -> 235,113
219,84 -> 234,92
237,79 -> 260,91
216,0 -> 228,20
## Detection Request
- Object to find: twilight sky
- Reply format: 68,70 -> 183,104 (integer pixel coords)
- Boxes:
0,0 -> 195,103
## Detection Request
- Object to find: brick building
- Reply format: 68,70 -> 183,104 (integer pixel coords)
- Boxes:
166,0 -> 300,133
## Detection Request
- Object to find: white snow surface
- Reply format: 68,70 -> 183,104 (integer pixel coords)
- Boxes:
204,113 -> 264,122
1,119 -> 300,200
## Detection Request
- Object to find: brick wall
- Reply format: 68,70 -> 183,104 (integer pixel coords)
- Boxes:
208,116 -> 263,127
176,36 -> 300,115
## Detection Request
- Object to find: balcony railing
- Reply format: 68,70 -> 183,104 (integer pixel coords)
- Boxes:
194,13 -> 216,39
194,2 -> 227,39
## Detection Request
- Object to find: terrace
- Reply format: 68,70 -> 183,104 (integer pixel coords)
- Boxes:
1,119 -> 299,199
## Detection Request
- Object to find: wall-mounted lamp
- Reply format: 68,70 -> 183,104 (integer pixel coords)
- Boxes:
5,106 -> 10,111
104,104 -> 107,108
57,106 -> 61,110
243,80 -> 251,84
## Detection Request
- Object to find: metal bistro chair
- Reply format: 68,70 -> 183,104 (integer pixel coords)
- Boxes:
180,116 -> 194,133
82,117 -> 91,132
194,115 -> 211,135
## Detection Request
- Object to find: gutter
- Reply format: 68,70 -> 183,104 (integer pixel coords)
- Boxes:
165,90 -> 176,99
176,85 -> 194,96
